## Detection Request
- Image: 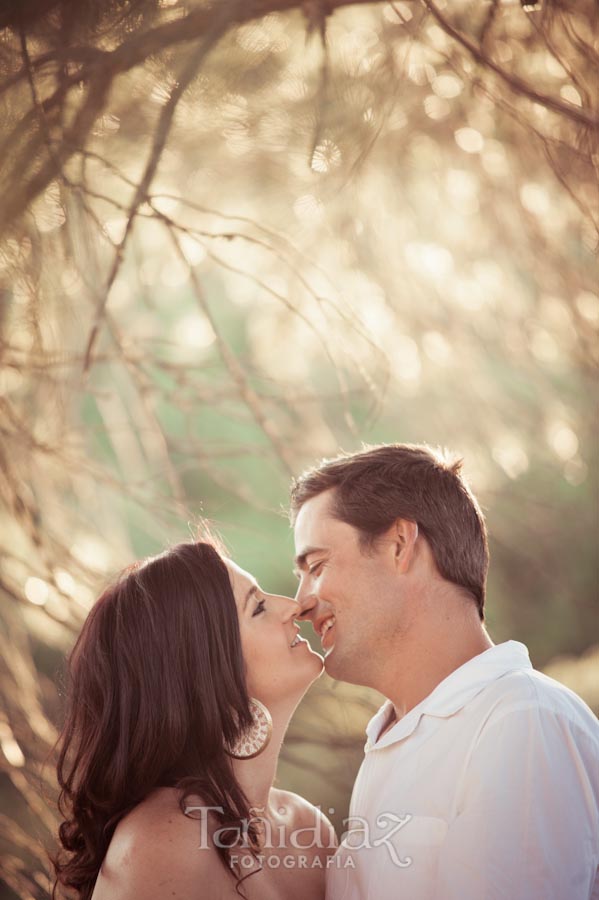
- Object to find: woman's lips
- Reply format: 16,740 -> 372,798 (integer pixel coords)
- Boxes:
290,636 -> 308,649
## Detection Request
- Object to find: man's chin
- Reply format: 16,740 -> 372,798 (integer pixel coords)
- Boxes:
324,646 -> 366,686
323,646 -> 344,679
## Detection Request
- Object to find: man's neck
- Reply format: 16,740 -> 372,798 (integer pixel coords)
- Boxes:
378,616 -> 494,724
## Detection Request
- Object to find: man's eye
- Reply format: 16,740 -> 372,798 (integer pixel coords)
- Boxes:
252,599 -> 266,617
308,561 -> 324,576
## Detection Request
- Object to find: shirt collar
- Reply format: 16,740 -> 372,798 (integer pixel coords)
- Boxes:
365,640 -> 532,751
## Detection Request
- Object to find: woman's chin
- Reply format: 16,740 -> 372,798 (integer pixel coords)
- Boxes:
252,650 -> 324,707
307,646 -> 326,675
310,653 -> 326,678
288,652 -> 326,696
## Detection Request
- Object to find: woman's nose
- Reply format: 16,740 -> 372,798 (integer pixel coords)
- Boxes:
273,593 -> 301,621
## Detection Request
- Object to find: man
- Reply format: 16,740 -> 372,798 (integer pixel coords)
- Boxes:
291,443 -> 599,900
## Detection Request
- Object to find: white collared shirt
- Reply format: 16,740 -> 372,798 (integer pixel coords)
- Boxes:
326,640 -> 599,900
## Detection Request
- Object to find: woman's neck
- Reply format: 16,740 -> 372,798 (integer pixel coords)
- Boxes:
230,698 -> 294,820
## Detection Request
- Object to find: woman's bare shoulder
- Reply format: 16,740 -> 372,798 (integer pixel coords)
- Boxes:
92,788 -> 228,900
271,788 -> 338,847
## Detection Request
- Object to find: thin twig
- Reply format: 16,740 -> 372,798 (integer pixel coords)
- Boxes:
167,224 -> 297,477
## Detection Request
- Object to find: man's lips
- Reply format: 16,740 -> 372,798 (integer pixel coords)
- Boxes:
320,617 -> 336,651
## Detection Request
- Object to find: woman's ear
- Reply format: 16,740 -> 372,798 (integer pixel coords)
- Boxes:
393,519 -> 419,574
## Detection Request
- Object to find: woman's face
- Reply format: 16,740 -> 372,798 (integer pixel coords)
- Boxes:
226,559 -> 324,706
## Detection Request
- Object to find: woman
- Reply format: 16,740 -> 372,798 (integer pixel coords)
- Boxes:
52,541 -> 337,899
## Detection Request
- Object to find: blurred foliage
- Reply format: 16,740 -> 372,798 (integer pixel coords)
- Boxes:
0,0 -> 598,896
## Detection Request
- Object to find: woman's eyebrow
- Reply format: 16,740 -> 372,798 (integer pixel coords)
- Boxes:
243,584 -> 258,611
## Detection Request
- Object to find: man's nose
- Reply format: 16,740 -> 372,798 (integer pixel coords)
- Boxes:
293,582 -> 317,620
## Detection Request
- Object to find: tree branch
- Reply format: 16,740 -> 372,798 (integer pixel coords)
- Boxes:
420,0 -> 598,129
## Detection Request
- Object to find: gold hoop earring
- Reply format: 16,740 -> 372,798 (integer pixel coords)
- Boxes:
226,698 -> 273,760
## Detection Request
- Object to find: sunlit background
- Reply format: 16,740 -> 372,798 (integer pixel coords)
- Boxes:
0,0 -> 597,896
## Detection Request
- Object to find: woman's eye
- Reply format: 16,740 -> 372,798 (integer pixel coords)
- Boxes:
252,599 -> 266,617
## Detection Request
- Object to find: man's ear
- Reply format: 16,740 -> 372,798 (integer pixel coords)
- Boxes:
393,519 -> 419,574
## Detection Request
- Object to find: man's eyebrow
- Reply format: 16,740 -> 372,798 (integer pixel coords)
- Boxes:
243,584 -> 258,611
294,546 -> 327,570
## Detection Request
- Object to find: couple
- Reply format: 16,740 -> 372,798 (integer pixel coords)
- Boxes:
52,444 -> 599,900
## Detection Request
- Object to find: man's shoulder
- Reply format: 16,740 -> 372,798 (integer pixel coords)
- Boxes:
480,667 -> 599,741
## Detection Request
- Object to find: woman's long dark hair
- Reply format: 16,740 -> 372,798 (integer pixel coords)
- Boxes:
51,541 -> 260,899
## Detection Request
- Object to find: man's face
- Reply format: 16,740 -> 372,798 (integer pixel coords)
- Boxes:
293,489 -> 409,685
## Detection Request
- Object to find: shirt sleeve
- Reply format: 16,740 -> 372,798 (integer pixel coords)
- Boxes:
434,704 -> 599,900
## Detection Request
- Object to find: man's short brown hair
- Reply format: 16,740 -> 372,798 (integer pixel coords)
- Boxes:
290,443 -> 489,620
